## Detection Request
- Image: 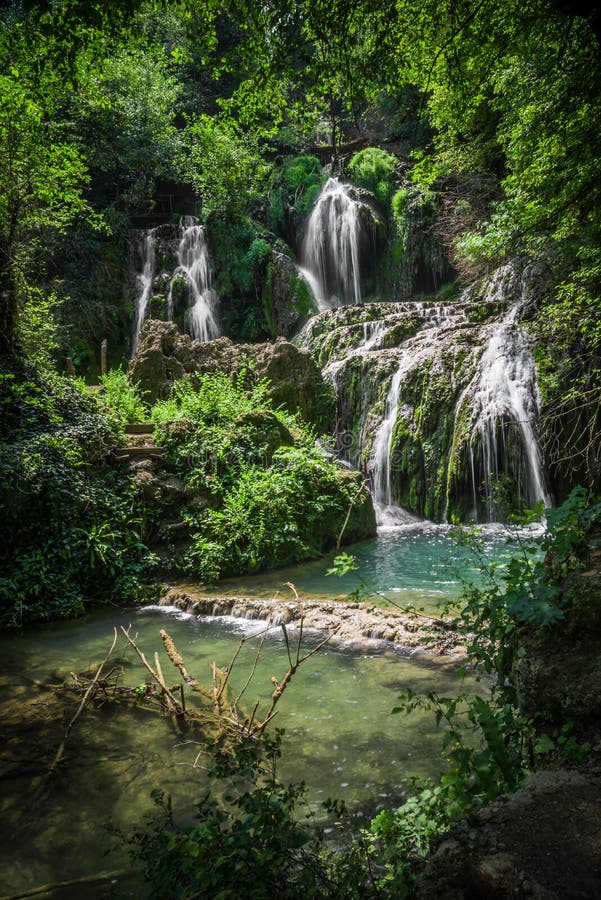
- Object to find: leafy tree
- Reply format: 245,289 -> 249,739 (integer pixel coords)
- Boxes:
177,114 -> 270,220
72,43 -> 182,208
0,74 -> 89,354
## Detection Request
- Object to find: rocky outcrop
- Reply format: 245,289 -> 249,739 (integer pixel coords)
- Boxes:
262,249 -> 317,338
415,770 -> 601,899
159,586 -> 461,655
298,260 -> 552,522
129,320 -> 335,429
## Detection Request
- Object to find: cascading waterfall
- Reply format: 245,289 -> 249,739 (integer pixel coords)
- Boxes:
131,229 -> 156,356
301,178 -> 364,310
464,304 -> 553,519
298,261 -> 552,524
169,217 -> 219,342
130,217 -> 220,353
370,358 -> 419,527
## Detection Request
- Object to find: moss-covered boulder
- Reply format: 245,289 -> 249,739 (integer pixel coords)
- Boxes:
262,249 -> 317,338
129,320 -> 335,430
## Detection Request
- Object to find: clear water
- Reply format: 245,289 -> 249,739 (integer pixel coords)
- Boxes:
0,603 -> 477,896
204,522 -> 520,612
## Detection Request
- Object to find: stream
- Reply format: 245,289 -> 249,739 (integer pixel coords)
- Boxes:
0,524 -> 521,896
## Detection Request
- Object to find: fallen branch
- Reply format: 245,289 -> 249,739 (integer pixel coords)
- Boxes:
120,626 -> 183,716
0,868 -> 135,900
34,629 -> 119,796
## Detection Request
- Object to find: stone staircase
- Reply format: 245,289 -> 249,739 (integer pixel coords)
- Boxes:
113,423 -> 164,461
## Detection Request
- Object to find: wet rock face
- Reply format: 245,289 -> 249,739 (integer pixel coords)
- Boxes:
262,250 -> 317,339
129,320 -> 335,429
297,260 -> 552,523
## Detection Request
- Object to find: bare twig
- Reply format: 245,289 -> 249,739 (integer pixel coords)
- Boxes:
37,629 -> 119,792
120,626 -> 182,714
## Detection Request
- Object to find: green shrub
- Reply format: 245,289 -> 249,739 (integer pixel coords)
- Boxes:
121,731 -> 371,900
149,373 -> 370,580
0,361 -> 155,626
188,446 -> 363,579
268,155 -> 326,232
347,147 -> 397,209
99,368 -> 149,423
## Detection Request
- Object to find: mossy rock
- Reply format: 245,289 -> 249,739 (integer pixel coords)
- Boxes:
228,410 -> 294,466
129,321 -> 335,430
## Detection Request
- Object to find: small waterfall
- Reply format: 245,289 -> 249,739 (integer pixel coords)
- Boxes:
467,305 -> 552,519
130,217 -> 220,354
170,217 -> 219,342
370,357 -> 419,527
131,229 -> 156,356
301,178 -> 363,310
298,262 -> 552,524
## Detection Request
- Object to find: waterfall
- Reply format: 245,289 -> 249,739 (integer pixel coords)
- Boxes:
170,217 -> 219,342
131,229 -> 156,356
301,178 -> 364,310
370,358 -> 419,527
466,304 -> 553,519
298,261 -> 552,524
130,217 -> 220,354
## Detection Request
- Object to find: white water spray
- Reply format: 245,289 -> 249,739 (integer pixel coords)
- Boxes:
301,178 -> 364,309
370,356 -> 419,527
131,229 -> 156,356
170,217 -> 219,342
468,304 -> 552,518
131,218 -> 220,353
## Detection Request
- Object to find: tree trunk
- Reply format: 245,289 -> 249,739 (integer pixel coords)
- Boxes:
0,260 -> 18,356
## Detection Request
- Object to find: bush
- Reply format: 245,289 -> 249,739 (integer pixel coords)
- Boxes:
150,373 -> 371,580
99,368 -> 149,423
347,147 -> 397,209
268,155 -> 326,233
0,360 -> 155,626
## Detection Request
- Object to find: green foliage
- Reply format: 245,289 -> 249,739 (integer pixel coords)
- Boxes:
149,373 -> 368,580
0,361 -> 156,626
73,43 -> 182,207
15,284 -> 63,367
178,114 -> 271,220
99,368 -> 149,424
191,446 -> 361,579
347,147 -> 397,209
268,155 -> 326,233
120,729 -> 371,900
204,216 -> 271,341
0,73 -> 91,351
391,188 -> 409,244
326,551 -> 359,577
152,372 -> 271,430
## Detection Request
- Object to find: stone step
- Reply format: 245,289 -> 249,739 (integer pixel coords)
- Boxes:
114,446 -> 164,460
125,423 -> 155,435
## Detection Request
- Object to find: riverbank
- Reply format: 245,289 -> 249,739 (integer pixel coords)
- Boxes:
159,585 -> 464,657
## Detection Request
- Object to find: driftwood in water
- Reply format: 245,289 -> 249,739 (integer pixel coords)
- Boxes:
40,604 -> 336,771
0,868 -> 135,900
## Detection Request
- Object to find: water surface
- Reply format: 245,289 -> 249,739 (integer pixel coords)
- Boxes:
204,522 -> 521,612
0,604 -> 475,896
